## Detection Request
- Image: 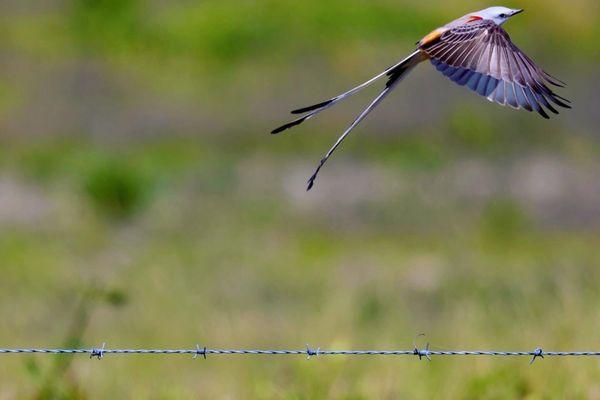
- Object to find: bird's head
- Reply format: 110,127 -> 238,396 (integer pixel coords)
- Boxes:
471,6 -> 523,26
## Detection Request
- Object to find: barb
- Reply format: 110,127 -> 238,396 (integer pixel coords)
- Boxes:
306,344 -> 320,360
530,348 -> 544,364
90,342 -> 106,360
413,333 -> 431,361
0,346 -> 598,361
193,344 -> 207,360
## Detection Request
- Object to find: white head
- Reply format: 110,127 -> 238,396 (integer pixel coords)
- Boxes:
472,6 -> 524,25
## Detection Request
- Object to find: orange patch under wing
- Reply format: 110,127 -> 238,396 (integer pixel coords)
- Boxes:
467,15 -> 483,22
419,28 -> 445,47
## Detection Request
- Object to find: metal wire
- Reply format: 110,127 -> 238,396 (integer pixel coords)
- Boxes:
0,345 -> 598,364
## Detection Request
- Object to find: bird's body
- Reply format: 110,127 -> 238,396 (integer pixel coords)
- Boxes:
272,7 -> 570,190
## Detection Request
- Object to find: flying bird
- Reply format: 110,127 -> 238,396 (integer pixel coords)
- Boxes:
271,7 -> 570,191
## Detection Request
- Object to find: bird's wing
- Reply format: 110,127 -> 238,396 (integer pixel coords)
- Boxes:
421,20 -> 570,118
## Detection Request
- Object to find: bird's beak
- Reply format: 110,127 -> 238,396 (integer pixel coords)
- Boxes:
511,9 -> 524,16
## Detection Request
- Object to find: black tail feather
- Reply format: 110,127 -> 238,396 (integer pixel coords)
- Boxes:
385,65 -> 409,88
291,100 -> 335,115
271,51 -> 423,136
271,116 -> 309,134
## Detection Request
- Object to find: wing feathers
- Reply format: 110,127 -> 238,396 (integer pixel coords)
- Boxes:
422,20 -> 569,118
504,81 -> 518,109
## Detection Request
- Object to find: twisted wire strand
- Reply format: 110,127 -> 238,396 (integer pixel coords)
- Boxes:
0,347 -> 598,359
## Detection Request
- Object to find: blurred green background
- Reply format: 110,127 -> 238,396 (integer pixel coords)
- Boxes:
0,0 -> 599,398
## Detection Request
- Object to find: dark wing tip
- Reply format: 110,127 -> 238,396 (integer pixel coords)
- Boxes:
543,72 -> 567,87
551,96 -> 572,109
555,94 -> 571,104
545,103 -> 559,115
271,116 -> 308,134
538,110 -> 550,119
559,99 -> 572,108
291,99 -> 334,115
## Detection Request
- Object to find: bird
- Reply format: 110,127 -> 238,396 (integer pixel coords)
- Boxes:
271,7 -> 570,191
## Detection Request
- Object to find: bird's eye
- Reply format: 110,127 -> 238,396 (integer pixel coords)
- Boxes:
499,13 -> 507,18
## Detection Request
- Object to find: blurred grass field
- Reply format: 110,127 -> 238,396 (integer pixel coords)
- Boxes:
0,0 -> 599,398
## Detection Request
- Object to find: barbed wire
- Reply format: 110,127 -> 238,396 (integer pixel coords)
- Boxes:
1,342 -> 598,364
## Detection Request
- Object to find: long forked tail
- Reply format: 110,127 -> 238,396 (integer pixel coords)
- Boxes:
270,50 -> 424,190
271,50 -> 424,135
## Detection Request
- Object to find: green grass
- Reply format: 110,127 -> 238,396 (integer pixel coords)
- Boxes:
1,139 -> 599,398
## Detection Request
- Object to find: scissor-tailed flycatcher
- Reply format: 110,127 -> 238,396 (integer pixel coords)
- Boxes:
272,7 -> 570,191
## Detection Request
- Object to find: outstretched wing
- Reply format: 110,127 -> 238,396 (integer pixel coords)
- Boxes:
421,20 -> 570,118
